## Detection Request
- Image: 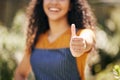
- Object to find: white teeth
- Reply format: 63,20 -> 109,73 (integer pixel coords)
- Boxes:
49,8 -> 60,11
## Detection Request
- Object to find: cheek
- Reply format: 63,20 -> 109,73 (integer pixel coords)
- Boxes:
62,2 -> 70,11
62,3 -> 70,13
43,1 -> 48,14
43,0 -> 49,9
43,1 -> 46,7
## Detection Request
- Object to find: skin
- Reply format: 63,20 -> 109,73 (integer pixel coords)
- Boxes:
43,0 -> 71,41
70,24 -> 95,57
14,0 -> 95,80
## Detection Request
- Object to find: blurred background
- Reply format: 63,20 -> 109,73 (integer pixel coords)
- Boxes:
0,0 -> 120,80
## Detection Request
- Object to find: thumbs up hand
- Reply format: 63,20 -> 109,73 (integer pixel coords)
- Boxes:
70,24 -> 87,57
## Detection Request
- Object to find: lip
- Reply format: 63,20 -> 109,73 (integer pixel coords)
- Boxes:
49,7 -> 60,12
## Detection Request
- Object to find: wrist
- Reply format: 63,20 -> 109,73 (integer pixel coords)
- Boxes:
83,39 -> 93,53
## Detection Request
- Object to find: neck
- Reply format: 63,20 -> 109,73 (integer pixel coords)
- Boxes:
48,18 -> 70,36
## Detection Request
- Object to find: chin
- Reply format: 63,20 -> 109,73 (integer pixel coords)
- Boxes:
49,18 -> 59,21
48,14 -> 66,22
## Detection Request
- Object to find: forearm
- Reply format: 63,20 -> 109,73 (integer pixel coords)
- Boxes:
14,70 -> 27,80
14,75 -> 25,80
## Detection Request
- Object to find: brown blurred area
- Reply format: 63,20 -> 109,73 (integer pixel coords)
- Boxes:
0,0 -> 29,28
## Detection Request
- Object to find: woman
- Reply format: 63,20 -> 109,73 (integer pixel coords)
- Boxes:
14,0 -> 96,80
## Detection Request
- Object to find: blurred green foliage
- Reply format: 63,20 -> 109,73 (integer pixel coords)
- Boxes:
0,11 -> 26,80
113,65 -> 120,80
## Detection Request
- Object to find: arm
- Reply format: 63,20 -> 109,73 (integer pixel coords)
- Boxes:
76,29 -> 95,80
77,29 -> 95,80
14,52 -> 31,80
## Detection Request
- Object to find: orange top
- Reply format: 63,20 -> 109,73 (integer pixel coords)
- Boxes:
35,28 -> 88,80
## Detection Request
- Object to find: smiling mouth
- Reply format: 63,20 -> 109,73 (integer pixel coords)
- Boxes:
49,7 -> 60,12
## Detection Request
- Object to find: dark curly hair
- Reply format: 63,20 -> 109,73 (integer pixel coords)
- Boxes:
25,0 -> 96,54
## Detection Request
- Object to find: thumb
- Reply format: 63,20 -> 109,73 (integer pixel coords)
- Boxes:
71,24 -> 76,37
